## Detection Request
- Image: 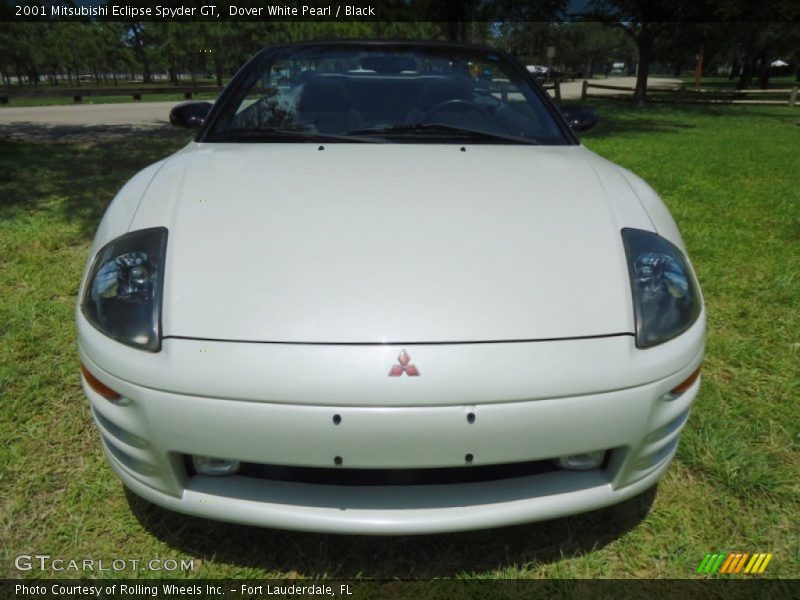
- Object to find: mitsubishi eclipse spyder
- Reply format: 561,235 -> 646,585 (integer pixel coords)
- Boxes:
77,40 -> 705,534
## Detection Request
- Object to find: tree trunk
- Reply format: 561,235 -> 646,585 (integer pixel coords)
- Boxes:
729,58 -> 738,80
131,25 -> 153,84
443,0 -> 467,41
631,27 -> 653,107
737,54 -> 756,89
447,22 -> 459,42
141,54 -> 152,83
214,54 -> 223,87
757,53 -> 770,89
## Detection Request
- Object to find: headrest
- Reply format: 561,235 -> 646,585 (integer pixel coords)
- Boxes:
299,78 -> 350,111
360,56 -> 418,73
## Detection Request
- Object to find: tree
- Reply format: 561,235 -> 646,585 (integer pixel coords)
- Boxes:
583,1 -> 716,106
583,2 -> 658,105
495,22 -> 634,80
126,22 -> 153,83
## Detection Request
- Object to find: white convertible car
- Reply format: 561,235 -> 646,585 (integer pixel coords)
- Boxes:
77,41 -> 705,534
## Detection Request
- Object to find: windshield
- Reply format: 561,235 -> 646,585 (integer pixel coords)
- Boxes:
203,43 -> 570,145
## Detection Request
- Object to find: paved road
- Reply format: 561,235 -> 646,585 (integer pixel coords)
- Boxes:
0,100 -> 182,128
0,77 -> 681,136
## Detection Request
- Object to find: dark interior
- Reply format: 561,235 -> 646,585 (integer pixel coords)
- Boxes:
293,73 -> 539,136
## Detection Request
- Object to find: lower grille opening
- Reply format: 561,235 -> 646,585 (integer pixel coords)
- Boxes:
187,457 -> 563,486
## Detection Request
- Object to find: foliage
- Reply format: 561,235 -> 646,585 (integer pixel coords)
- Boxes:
1,19 -> 798,101
0,22 -> 449,87
497,21 -> 636,77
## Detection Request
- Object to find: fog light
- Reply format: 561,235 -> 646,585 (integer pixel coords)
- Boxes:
192,456 -> 241,476
554,450 -> 606,471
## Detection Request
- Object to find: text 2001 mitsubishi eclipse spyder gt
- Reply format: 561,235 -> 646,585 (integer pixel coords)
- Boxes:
77,41 -> 705,534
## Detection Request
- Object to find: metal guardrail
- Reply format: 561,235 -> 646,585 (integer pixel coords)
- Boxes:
678,86 -> 798,106
0,85 -> 223,105
580,80 -> 798,106
3,81 -> 569,107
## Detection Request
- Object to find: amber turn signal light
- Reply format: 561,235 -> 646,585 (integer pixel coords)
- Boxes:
81,364 -> 121,401
671,366 -> 702,395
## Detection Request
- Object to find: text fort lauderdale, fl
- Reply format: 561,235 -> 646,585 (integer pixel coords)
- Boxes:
16,583 -> 353,597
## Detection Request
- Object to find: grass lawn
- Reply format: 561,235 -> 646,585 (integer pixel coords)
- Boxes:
1,102 -> 798,581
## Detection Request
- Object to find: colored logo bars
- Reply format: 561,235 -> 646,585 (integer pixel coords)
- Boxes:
696,553 -> 773,575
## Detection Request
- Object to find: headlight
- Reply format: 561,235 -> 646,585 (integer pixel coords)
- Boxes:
82,228 -> 168,351
622,228 -> 701,348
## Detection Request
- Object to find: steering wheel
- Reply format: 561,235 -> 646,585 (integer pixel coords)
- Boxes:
421,99 -> 490,122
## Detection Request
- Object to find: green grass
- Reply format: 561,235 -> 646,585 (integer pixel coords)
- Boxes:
1,103 -> 799,581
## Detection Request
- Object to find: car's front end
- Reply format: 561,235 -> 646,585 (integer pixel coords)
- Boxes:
79,319 -> 702,534
77,41 -> 704,534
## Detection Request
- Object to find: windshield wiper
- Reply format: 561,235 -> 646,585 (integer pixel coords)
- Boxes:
206,127 -> 385,143
345,123 -> 538,145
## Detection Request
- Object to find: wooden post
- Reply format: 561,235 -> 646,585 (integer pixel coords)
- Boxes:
554,81 -> 561,103
581,80 -> 588,101
790,86 -> 798,106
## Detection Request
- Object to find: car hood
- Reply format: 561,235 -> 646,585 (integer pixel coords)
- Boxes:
131,143 -> 648,343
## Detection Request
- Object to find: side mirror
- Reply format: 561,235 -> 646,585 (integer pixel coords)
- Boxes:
560,105 -> 598,133
169,101 -> 212,129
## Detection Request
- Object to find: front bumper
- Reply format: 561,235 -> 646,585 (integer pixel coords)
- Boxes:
78,316 -> 704,535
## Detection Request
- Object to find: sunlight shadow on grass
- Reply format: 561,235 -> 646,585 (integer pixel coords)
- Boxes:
0,128 -> 192,239
125,485 -> 656,577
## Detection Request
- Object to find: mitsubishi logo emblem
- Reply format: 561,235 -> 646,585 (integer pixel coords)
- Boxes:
388,350 -> 420,377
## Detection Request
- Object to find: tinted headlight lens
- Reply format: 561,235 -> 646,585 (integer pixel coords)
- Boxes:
82,228 -> 168,351
622,228 -> 701,348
